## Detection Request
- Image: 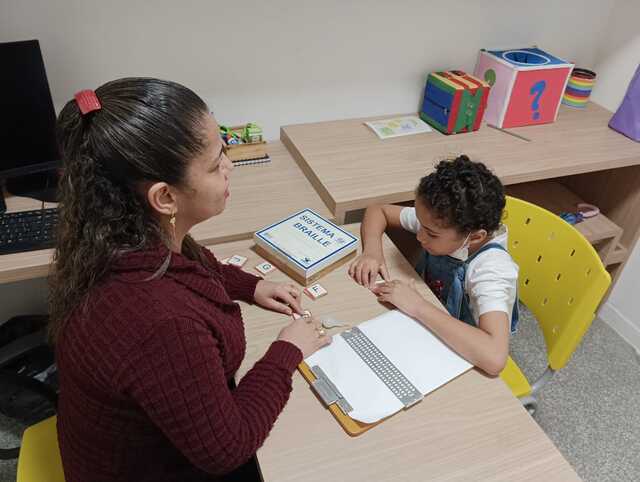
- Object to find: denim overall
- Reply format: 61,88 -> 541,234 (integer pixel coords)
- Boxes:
415,242 -> 519,333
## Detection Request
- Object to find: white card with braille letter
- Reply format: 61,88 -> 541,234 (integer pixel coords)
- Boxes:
255,262 -> 275,274
227,255 -> 247,267
305,283 -> 327,299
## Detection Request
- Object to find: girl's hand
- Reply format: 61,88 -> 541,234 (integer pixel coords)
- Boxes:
254,280 -> 303,316
277,314 -> 332,358
348,253 -> 390,288
371,279 -> 426,318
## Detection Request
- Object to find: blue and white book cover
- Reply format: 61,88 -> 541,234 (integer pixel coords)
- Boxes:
254,209 -> 358,275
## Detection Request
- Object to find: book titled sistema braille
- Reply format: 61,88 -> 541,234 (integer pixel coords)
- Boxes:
253,209 -> 358,286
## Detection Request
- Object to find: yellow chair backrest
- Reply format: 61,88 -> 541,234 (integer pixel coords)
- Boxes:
504,196 -> 611,370
17,415 -> 65,482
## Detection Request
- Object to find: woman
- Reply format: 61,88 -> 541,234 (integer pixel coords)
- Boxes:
49,78 -> 331,482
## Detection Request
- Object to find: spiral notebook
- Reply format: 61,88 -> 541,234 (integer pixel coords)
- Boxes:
231,154 -> 271,166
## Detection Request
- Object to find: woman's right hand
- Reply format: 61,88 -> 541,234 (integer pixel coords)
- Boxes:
348,253 -> 390,288
277,315 -> 332,358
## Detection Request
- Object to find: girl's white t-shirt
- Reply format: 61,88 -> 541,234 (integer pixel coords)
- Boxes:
400,207 -> 518,325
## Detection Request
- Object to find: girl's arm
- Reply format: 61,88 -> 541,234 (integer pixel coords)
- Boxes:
414,302 -> 510,376
373,280 -> 510,376
349,204 -> 404,287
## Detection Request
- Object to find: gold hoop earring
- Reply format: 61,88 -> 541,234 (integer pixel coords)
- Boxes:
169,211 -> 177,239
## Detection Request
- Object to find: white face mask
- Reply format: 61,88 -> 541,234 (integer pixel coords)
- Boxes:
449,232 -> 471,261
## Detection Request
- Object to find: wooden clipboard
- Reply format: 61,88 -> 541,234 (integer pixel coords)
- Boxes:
298,361 -> 381,436
297,310 -> 473,436
298,361 -> 470,436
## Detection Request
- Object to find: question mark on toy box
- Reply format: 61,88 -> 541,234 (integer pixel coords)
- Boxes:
530,80 -> 546,120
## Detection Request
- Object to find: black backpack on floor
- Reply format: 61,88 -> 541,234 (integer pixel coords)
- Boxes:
0,314 -> 58,460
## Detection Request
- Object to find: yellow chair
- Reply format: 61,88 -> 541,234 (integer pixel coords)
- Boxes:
16,415 -> 65,482
500,195 -> 611,413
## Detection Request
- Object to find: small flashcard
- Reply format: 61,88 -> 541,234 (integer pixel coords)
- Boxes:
227,255 -> 247,267
304,283 -> 328,300
255,261 -> 276,275
292,310 -> 312,320
220,258 -> 229,265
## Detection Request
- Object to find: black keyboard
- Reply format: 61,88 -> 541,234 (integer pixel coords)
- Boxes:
0,208 -> 58,255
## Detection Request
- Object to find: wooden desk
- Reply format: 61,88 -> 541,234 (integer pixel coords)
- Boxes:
209,225 -> 580,482
281,103 -> 640,281
0,194 -> 57,284
0,141 -> 331,284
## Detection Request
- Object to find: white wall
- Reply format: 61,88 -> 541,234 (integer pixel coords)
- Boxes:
0,0 -> 618,322
600,242 -> 640,351
590,1 -> 640,352
2,0 -> 613,139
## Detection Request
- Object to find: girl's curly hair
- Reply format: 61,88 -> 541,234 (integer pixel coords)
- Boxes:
49,78 -> 210,343
416,155 -> 505,234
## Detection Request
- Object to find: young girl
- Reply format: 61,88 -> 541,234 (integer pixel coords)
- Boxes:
348,155 -> 518,376
50,78 -> 330,482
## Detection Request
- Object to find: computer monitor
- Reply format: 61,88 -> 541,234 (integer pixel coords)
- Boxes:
0,39 -> 60,204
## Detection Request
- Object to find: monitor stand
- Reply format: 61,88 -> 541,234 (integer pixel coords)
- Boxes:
5,170 -> 59,203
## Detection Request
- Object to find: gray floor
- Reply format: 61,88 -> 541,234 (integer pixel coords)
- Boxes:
1,306 -> 639,482
510,306 -> 640,482
0,414 -> 22,482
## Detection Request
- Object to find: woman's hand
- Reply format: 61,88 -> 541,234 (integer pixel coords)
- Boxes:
277,314 -> 332,358
348,253 -> 390,288
371,279 -> 427,319
254,280 -> 303,316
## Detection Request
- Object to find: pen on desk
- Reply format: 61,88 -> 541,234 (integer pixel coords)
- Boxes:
486,123 -> 531,142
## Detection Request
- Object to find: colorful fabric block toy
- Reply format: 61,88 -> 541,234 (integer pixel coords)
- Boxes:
420,70 -> 490,135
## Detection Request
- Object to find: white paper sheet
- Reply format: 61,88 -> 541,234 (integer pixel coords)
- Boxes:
305,310 -> 472,423
364,116 -> 433,139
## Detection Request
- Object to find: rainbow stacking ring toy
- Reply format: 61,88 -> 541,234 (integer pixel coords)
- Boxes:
562,68 -> 597,108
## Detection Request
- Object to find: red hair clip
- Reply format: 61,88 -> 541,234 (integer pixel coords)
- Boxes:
74,89 -> 102,115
